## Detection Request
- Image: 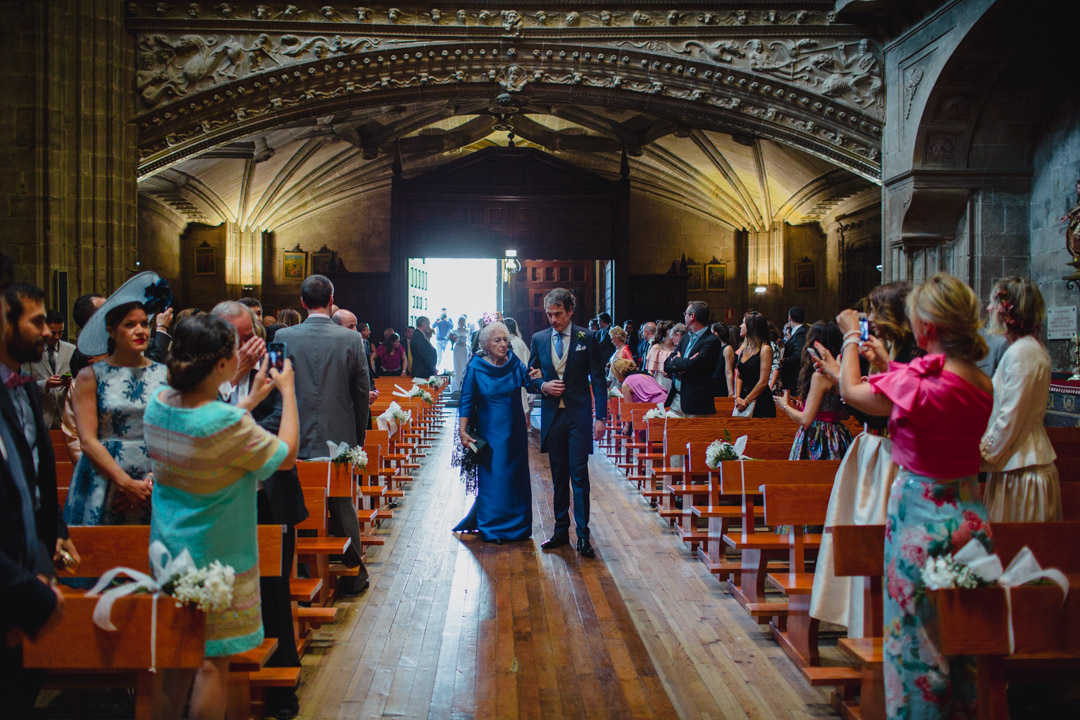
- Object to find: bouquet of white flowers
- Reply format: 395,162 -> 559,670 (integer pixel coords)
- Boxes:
642,406 -> 681,421
394,384 -> 435,405
391,407 -> 412,424
165,560 -> 236,612
705,431 -> 751,468
921,554 -> 984,591
331,444 -> 368,469
608,387 -> 623,398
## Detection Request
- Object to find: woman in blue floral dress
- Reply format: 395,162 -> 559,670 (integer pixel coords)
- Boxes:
835,273 -> 994,719
64,301 -> 167,525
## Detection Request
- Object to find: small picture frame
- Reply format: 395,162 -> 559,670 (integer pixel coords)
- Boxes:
283,249 -> 307,281
705,263 -> 727,292
193,245 -> 216,276
795,260 -> 817,291
311,247 -> 333,276
686,263 -> 703,292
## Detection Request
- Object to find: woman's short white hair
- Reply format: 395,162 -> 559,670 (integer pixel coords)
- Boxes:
478,321 -> 509,351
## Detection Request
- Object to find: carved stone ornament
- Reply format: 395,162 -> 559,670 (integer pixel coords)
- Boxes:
495,63 -> 528,93
903,66 -> 925,120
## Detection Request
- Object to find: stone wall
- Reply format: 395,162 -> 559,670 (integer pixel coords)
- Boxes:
1031,96 -> 1080,371
0,0 -> 137,316
137,200 -> 183,286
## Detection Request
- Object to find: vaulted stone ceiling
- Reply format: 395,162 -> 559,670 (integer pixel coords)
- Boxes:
132,1 -> 882,233
139,99 -> 875,232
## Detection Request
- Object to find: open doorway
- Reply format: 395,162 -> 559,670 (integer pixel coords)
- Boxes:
408,257 -> 498,372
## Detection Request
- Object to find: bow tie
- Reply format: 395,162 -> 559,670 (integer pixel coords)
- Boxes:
4,373 -> 33,389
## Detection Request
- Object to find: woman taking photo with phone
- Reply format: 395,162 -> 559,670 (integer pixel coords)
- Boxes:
775,321 -> 851,460
144,314 -> 299,720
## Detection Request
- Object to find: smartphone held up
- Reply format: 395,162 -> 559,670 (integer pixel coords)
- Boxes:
267,342 -> 286,373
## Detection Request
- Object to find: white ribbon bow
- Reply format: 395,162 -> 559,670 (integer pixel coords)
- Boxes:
953,539 -> 1070,653
392,384 -> 418,399
377,401 -> 402,435
731,435 -> 749,459
85,540 -> 196,672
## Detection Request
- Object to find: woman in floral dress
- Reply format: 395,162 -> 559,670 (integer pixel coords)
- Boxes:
836,273 -> 993,719
775,321 -> 852,460
65,301 -> 167,526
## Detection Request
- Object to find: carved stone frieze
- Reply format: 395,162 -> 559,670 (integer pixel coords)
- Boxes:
135,39 -> 882,182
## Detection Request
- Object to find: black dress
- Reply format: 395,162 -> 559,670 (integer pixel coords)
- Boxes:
712,342 -> 730,398
736,348 -> 775,417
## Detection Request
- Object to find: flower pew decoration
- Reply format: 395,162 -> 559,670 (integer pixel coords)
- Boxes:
391,406 -> 412,424
608,387 -> 623,398
393,383 -> 434,405
330,442 -> 368,469
418,375 -> 447,389
85,540 -> 236,671
642,403 -> 681,421
705,431 -> 751,468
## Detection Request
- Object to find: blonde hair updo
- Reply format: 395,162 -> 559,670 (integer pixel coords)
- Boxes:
906,273 -> 988,364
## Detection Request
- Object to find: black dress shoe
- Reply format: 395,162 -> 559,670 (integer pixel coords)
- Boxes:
576,537 -> 595,559
540,533 -> 570,550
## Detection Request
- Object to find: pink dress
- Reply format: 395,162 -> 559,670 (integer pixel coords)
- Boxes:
623,373 -> 667,404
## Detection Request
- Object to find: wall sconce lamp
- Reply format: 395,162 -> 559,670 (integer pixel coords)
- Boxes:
754,285 -> 767,294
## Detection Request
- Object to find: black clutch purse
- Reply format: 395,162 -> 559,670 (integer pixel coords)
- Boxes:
466,436 -> 488,455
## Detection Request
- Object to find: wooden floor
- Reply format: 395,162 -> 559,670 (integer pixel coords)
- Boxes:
299,419 -> 843,719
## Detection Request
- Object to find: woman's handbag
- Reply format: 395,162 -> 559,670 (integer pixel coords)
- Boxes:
732,400 -> 756,418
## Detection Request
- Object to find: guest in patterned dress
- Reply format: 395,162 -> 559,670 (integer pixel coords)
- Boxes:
64,298 -> 167,526
144,314 -> 298,720
837,273 -> 993,719
775,321 -> 852,460
980,276 -> 1061,522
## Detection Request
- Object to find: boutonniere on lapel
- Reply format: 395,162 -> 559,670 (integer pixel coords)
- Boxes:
576,331 -> 586,342
573,330 -> 587,351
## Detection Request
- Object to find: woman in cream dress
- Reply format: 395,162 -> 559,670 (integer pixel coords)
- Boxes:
806,282 -> 923,637
450,315 -> 470,396
980,276 -> 1061,521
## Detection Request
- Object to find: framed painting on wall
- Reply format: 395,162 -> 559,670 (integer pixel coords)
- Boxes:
311,247 -> 333,275
283,248 -> 307,281
686,263 -> 703,292
705,263 -> 726,291
795,259 -> 817,291
193,245 -> 216,276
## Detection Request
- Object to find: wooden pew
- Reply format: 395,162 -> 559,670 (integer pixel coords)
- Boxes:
718,460 -> 839,619
23,595 -> 205,720
50,428 -> 72,463
296,486 -> 351,607
833,521 -> 1080,720
53,524 -> 291,719
763,483 -> 836,668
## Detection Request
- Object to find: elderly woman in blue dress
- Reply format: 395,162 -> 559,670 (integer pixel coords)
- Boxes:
453,321 -> 539,543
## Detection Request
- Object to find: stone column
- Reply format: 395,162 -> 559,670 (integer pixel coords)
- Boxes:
0,0 -> 137,314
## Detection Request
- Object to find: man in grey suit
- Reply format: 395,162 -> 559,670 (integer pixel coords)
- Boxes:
23,310 -> 75,429
274,275 -> 370,594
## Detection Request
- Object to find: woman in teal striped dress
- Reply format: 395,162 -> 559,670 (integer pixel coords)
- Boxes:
143,314 -> 299,720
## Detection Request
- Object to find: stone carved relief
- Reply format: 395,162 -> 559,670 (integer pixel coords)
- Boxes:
128,3 -> 834,28
903,66 -> 924,120
494,64 -> 528,92
923,133 -> 958,164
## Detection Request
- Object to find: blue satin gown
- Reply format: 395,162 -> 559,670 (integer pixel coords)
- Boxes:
453,353 -> 533,542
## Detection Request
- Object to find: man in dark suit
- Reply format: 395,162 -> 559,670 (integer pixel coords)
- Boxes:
664,301 -> 722,416
594,311 -> 615,360
274,276 -> 370,596
636,321 -> 655,365
527,289 -> 608,558
213,300 -> 308,716
0,275 -> 71,715
781,306 -> 808,395
410,315 -> 438,378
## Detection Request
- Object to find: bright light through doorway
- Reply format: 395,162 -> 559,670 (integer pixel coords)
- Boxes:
409,257 -> 498,371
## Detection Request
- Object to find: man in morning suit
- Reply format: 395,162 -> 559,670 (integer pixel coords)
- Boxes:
663,301 -> 722,416
0,275 -> 72,715
410,315 -> 438,378
273,276 -> 370,595
24,309 -> 75,429
781,306 -> 808,395
526,288 -> 608,558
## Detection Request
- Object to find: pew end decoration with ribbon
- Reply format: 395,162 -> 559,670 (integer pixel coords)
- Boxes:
83,541 -> 236,671
642,403 -> 681,422
376,401 -> 412,435
393,384 -> 434,405
705,432 -> 751,468
922,539 -> 1071,655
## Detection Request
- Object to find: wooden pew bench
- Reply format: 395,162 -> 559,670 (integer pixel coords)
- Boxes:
296,486 -> 352,607
719,460 -> 839,620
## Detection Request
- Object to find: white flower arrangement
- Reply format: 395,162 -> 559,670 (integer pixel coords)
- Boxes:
642,407 -> 680,421
608,387 -> 623,398
167,560 -> 236,612
401,385 -> 435,405
921,554 -> 983,591
391,407 -> 412,424
705,432 -> 751,468
331,444 -> 368,469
